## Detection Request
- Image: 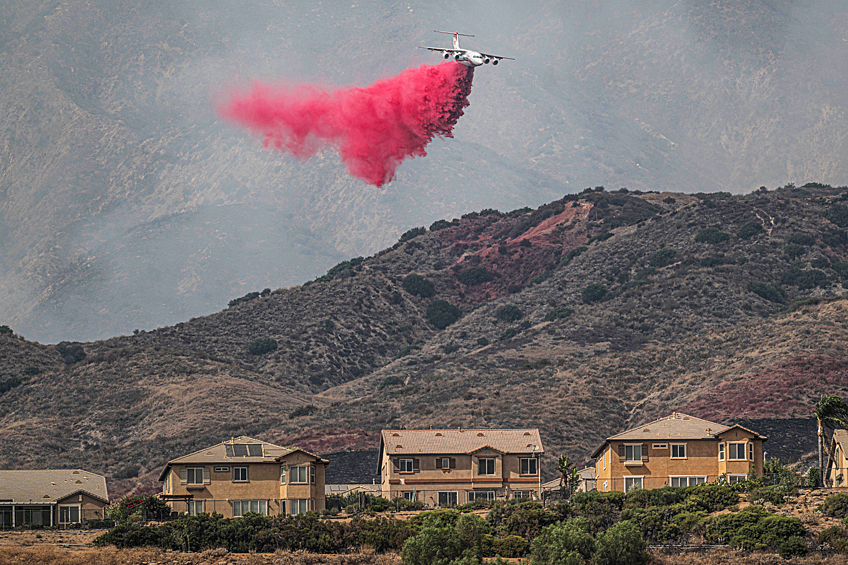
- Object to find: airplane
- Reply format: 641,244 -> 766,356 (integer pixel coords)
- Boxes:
418,31 -> 514,67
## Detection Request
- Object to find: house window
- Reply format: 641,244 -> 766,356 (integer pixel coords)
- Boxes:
438,491 -> 458,507
186,467 -> 205,485
441,458 -> 451,470
749,443 -> 754,461
719,443 -> 725,461
399,459 -> 414,473
290,499 -> 310,515
59,506 -> 80,524
188,500 -> 204,516
670,476 -> 706,487
280,466 -> 287,484
727,475 -> 747,484
233,500 -> 267,517
214,466 -> 230,473
233,467 -> 248,482
671,444 -> 686,459
311,464 -> 316,484
468,490 -> 495,502
520,458 -> 538,475
478,458 -> 495,475
603,451 -> 606,470
290,465 -> 309,483
603,481 -> 608,492
624,477 -> 644,492
402,491 -> 416,501
653,444 -> 668,449
625,444 -> 642,462
728,443 -> 746,460
513,490 -> 533,499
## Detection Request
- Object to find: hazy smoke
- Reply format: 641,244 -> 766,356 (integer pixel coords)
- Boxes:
219,62 -> 475,187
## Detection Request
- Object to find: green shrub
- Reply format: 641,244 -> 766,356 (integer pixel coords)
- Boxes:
400,519 -> 469,565
486,534 -> 529,558
56,342 -> 86,364
588,232 -> 613,244
530,518 -> 595,565
705,506 -> 806,553
427,301 -> 461,330
457,267 -> 492,286
833,261 -> 848,279
403,274 -> 436,297
378,376 -> 405,390
430,220 -> 453,231
248,338 -> 278,355
748,281 -> 785,303
476,337 -> 489,346
818,525 -> 848,553
23,366 -> 41,375
314,257 -> 364,283
700,255 -> 726,267
0,377 -> 24,396
499,327 -> 521,341
779,536 -> 807,559
737,222 -> 763,240
395,344 -> 421,359
811,256 -> 832,269
400,227 -> 426,242
592,520 -> 649,565
494,305 -> 523,322
785,243 -> 806,260
491,503 -> 559,540
0,325 -> 12,335
113,465 -> 140,480
826,204 -> 848,228
571,491 -> 624,535
820,493 -> 848,518
288,404 -> 317,419
795,269 -> 828,290
528,273 -> 547,286
648,248 -> 676,268
561,246 -> 588,266
582,283 -> 607,303
695,227 -> 730,244
788,233 -> 816,246
544,308 -> 574,322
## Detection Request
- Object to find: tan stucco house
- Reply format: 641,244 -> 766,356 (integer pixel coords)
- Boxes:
0,469 -> 109,527
827,429 -> 848,487
378,428 -> 544,507
159,436 -> 328,517
593,412 -> 766,492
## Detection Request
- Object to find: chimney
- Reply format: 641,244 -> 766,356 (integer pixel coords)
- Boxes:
458,426 -> 462,432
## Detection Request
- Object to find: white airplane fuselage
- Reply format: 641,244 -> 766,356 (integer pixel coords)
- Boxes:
446,50 -> 486,67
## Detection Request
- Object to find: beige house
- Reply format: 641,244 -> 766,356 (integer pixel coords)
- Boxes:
0,469 -> 109,527
827,429 -> 848,487
593,412 -> 766,492
378,428 -> 544,507
159,436 -> 328,517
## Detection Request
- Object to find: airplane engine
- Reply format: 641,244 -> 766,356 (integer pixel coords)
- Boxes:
455,54 -> 461,60
492,60 -> 499,65
484,58 -> 490,64
444,53 -> 450,59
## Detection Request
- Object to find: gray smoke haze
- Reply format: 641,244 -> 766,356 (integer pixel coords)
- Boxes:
1,0 -> 847,343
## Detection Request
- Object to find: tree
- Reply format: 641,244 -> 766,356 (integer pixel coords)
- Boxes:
427,300 -> 461,330
815,395 -> 848,486
556,455 -> 580,501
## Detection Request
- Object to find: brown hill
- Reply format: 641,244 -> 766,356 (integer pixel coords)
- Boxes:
2,185 -> 848,490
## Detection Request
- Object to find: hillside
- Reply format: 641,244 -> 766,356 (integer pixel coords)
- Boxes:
2,1 -> 848,343
2,185 -> 848,491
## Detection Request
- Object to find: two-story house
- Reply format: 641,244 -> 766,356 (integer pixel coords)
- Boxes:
378,428 -> 544,507
593,412 -> 766,492
159,436 -> 328,517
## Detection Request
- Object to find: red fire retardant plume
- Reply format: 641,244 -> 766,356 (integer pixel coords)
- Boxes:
219,63 -> 474,187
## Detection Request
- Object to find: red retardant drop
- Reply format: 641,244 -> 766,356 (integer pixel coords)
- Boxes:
219,62 -> 475,187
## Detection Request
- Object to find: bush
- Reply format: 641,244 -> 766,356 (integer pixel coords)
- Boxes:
113,465 -> 140,480
530,518 -> 595,565
400,227 -> 426,242
314,257 -> 364,283
499,327 -> 521,341
582,283 -> 607,303
248,338 -> 278,355
705,506 -> 806,554
430,220 -> 453,231
648,248 -> 676,268
700,255 -> 726,267
826,204 -> 848,228
457,267 -> 492,286
785,243 -> 806,260
820,493 -> 848,518
403,274 -> 435,297
288,404 -> 317,419
592,520 -> 649,565
737,222 -> 763,240
0,377 -> 24,396
561,246 -> 588,266
796,269 -> 828,290
544,308 -> 574,322
818,525 -> 848,553
494,305 -> 523,322
695,227 -> 730,244
427,301 -> 461,330
788,233 -> 816,246
0,325 -> 12,335
476,337 -> 489,346
833,261 -> 848,279
812,256 -> 831,269
378,376 -> 405,390
56,342 -> 86,364
748,281 -> 785,303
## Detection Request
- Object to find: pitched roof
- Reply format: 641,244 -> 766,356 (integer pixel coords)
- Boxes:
591,412 -> 766,458
380,429 -> 544,456
0,469 -> 108,504
158,436 -> 328,481
833,429 -> 848,453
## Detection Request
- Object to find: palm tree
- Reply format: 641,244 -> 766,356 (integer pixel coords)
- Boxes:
814,395 -> 848,487
557,455 -> 579,500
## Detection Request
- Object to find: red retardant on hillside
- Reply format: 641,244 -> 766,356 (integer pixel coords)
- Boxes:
219,63 -> 475,187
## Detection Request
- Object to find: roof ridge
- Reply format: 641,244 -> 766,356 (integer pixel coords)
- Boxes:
167,436 -> 290,464
608,412 -> 728,440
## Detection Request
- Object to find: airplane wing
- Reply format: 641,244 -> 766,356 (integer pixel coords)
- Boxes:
478,51 -> 515,61
418,46 -> 464,54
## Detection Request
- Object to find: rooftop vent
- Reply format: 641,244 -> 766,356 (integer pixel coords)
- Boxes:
396,445 -> 403,449
435,433 -> 443,437
477,432 -> 485,437
392,433 -> 400,437
523,432 -> 531,436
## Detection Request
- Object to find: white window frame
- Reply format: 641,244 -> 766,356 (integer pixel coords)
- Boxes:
188,500 -> 204,516
233,500 -> 267,517
513,490 -> 533,499
290,499 -> 310,515
728,442 -> 746,460
624,476 -> 644,492
280,466 -> 287,484
290,465 -> 309,484
438,491 -> 458,507
671,444 -> 686,459
58,505 -> 80,524
749,443 -> 754,461
719,443 -> 725,461
727,474 -> 747,484
186,467 -> 205,485
311,464 -> 316,484
603,450 -> 606,470
653,444 -> 668,449
478,458 -> 496,475
467,490 -> 495,502
670,476 -> 706,487
520,457 -> 538,475
402,491 -> 416,501
233,467 -> 248,482
441,457 -> 451,470
625,444 -> 642,462
399,459 -> 414,473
